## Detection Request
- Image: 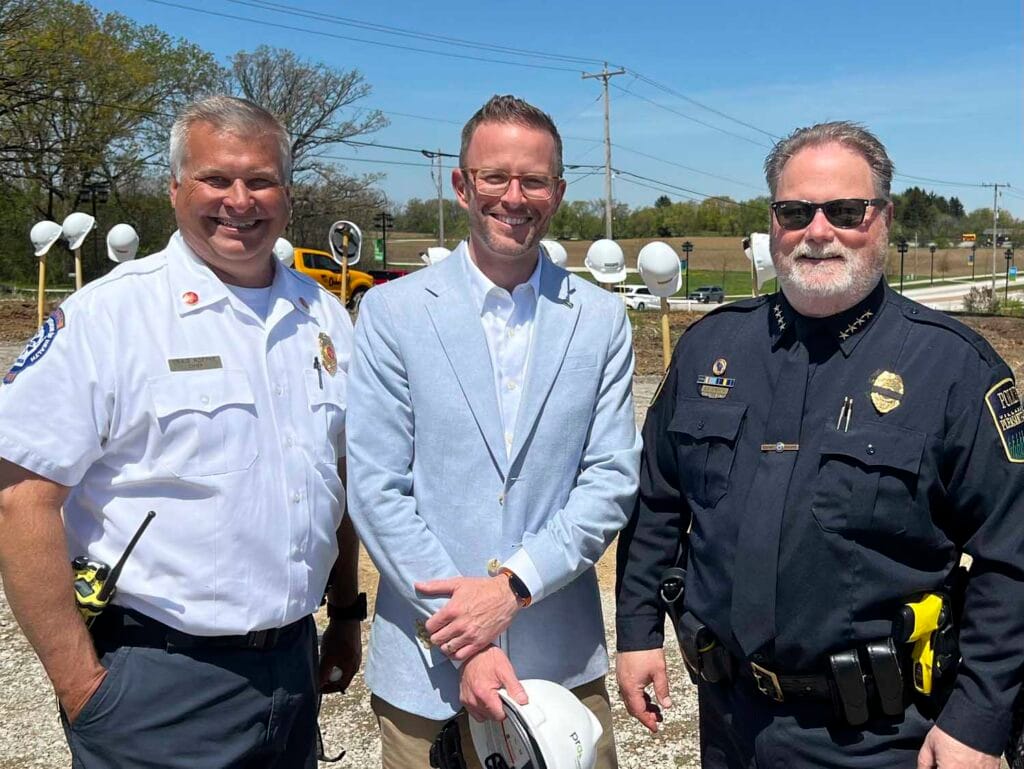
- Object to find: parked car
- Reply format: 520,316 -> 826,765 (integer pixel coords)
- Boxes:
620,285 -> 689,311
687,285 -> 725,304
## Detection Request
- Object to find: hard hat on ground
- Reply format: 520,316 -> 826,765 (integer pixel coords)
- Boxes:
31,220 -> 63,257
540,240 -> 568,268
62,212 -> 96,251
585,239 -> 626,284
106,224 -> 140,263
430,679 -> 603,769
273,237 -> 295,267
637,241 -> 682,297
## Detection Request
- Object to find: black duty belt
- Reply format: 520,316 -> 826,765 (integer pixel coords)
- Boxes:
92,605 -> 307,652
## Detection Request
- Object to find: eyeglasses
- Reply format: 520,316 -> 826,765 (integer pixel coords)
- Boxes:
771,198 -> 888,230
465,168 -> 560,200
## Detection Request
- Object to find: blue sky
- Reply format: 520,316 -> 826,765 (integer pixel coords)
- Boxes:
92,0 -> 1023,217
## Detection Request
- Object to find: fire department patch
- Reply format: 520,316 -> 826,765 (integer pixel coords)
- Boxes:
985,377 -> 1024,463
3,309 -> 65,385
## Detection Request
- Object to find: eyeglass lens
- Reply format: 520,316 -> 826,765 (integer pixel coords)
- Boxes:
773,199 -> 874,230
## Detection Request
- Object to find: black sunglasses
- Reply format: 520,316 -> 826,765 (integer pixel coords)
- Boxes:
771,198 -> 888,230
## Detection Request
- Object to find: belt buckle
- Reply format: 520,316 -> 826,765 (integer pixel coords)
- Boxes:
751,661 -> 784,702
247,628 -> 280,650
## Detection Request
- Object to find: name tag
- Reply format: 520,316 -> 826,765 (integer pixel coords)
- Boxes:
167,356 -> 223,372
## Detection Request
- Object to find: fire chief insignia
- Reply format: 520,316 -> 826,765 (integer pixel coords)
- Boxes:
985,377 -> 1024,462
318,332 -> 338,376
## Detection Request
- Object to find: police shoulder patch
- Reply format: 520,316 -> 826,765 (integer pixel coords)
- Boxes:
3,309 -> 65,385
985,377 -> 1024,462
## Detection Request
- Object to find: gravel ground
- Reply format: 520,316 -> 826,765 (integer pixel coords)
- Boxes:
0,360 -> 701,768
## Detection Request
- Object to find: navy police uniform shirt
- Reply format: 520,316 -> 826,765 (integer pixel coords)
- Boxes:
615,279 -> 1024,754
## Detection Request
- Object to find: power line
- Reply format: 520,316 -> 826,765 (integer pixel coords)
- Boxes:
612,142 -> 764,192
894,172 -> 988,189
143,0 -> 584,73
612,169 -> 769,212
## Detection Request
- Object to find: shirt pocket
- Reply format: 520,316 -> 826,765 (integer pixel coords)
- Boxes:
668,398 -> 747,508
811,422 -> 927,538
304,368 -> 346,465
147,369 -> 259,477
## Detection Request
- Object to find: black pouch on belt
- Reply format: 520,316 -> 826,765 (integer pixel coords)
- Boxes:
679,612 -> 732,684
864,638 -> 906,717
829,649 -> 870,726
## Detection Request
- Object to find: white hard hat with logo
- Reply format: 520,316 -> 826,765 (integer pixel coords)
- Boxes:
637,241 -> 681,297
540,240 -> 568,268
585,239 -> 626,284
273,237 -> 295,267
30,220 -> 63,257
61,212 -> 96,251
106,224 -> 139,263
430,679 -> 603,769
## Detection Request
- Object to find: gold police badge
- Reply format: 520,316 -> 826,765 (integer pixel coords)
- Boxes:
870,371 -> 904,414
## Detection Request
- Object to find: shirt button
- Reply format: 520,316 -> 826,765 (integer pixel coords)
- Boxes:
866,444 -> 876,455
292,491 -> 301,503
498,493 -> 505,506
507,381 -> 517,391
275,385 -> 284,396
507,328 -> 515,337
199,395 -> 210,405
486,558 -> 501,575
697,420 -> 705,429
285,436 -> 294,448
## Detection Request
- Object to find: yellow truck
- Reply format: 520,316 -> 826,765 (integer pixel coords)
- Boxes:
291,247 -> 375,310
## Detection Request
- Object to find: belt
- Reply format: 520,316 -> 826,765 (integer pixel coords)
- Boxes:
739,659 -> 834,703
92,605 -> 307,652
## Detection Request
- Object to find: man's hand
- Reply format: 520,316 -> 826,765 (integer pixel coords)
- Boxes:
62,664 -> 107,725
415,575 -> 519,661
616,648 -> 672,733
318,619 -> 362,695
459,645 -> 527,722
917,725 -> 1000,769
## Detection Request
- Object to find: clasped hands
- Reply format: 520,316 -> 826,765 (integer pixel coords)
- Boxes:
415,575 -> 526,721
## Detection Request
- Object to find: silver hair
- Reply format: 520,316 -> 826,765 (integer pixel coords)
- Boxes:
169,95 -> 292,181
764,121 -> 894,199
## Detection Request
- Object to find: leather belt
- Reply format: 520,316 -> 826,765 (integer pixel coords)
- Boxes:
740,659 -> 834,703
92,605 -> 307,652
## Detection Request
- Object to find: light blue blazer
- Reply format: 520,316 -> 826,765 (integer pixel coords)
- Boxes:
345,243 -> 641,719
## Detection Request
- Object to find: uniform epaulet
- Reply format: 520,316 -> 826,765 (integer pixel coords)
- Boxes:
893,294 -> 1000,367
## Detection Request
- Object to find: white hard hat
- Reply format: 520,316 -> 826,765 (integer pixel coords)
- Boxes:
106,224 -> 139,263
745,232 -> 776,289
430,679 -> 603,769
273,237 -> 295,267
329,220 -> 362,266
424,246 -> 452,266
540,240 -> 568,268
62,212 -> 96,251
585,239 -> 626,284
30,220 -> 63,257
637,241 -> 681,297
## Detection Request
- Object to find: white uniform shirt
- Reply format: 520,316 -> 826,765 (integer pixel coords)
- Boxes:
0,232 -> 352,635
464,252 -> 540,456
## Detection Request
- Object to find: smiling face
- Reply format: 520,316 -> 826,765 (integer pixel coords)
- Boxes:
770,142 -> 892,317
452,121 -> 565,289
169,122 -> 291,287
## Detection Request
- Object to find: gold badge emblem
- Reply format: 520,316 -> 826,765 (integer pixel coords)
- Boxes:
318,333 -> 337,376
712,358 -> 728,376
870,371 -> 904,414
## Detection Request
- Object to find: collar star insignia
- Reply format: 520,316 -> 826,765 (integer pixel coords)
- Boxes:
773,303 -> 787,332
839,310 -> 874,342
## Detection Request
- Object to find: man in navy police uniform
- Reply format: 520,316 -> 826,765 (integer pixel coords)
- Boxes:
615,121 -> 1024,769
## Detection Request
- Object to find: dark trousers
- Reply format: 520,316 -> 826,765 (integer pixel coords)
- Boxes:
697,678 -> 932,769
62,612 -> 319,769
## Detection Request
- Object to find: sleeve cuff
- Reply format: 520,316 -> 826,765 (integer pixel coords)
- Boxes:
935,688 -> 1012,756
501,549 -> 544,603
615,612 -> 666,653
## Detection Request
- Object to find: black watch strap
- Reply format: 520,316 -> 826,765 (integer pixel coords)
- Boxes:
327,592 -> 367,621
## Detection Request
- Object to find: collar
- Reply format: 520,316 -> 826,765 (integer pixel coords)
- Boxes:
769,279 -> 886,355
166,231 -> 314,318
463,245 -> 542,316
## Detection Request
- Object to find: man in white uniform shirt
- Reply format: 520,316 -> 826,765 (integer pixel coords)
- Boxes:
346,94 -> 640,769
0,96 -> 362,768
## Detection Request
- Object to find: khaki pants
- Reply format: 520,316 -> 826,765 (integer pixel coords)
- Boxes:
372,676 -> 618,769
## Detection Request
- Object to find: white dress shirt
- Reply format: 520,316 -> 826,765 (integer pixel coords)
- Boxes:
464,251 -> 541,456
0,232 -> 352,635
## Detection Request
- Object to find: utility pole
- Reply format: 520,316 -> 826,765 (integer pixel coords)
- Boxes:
422,149 -> 457,248
582,63 -> 625,240
982,183 -> 1011,294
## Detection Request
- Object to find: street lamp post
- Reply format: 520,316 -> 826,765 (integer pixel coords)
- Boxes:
897,240 -> 909,294
681,240 -> 694,299
928,243 -> 937,285
1005,247 -> 1015,302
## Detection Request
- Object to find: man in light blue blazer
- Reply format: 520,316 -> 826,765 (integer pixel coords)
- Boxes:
346,95 -> 641,769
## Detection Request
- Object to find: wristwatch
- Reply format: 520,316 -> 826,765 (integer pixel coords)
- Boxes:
327,592 -> 368,621
499,568 -> 532,608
